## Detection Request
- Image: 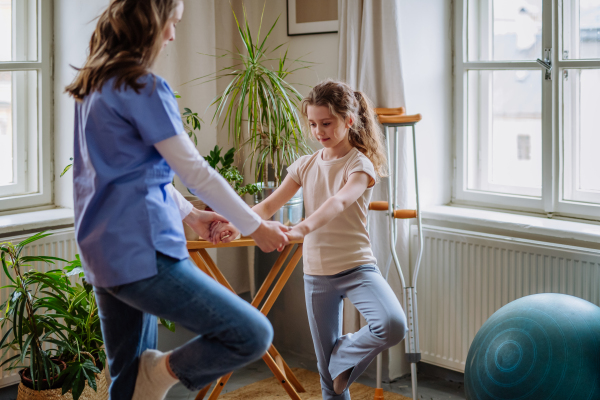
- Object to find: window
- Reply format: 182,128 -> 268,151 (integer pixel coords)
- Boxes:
455,0 -> 600,220
0,0 -> 52,211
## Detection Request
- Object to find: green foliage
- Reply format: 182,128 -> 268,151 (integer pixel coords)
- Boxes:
182,107 -> 203,147
205,145 -> 259,196
190,4 -> 313,186
0,233 -> 106,399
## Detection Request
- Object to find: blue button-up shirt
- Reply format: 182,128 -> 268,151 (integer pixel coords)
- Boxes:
73,74 -> 189,287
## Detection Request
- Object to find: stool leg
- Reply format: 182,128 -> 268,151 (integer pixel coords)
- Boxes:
268,345 -> 305,393
194,383 -> 212,400
260,245 -> 303,315
207,374 -> 233,400
263,350 -> 302,400
252,245 -> 294,306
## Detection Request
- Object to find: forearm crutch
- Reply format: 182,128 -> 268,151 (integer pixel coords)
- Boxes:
369,108 -> 423,400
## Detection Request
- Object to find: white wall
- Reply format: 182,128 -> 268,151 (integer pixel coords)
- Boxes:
53,0 -> 109,209
399,0 -> 453,207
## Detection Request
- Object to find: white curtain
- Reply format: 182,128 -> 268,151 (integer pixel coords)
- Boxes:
338,0 -> 413,379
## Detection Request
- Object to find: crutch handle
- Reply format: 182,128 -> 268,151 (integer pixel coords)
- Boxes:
394,209 -> 417,219
368,201 -> 390,211
368,202 -> 417,219
378,113 -> 422,124
374,107 -> 406,116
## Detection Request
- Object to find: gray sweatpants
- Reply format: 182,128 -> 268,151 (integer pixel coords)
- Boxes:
304,264 -> 407,400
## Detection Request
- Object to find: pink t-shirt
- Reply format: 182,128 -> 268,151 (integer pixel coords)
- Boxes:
287,147 -> 378,276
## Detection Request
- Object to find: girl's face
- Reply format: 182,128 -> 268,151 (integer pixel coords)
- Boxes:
306,105 -> 353,150
162,1 -> 184,50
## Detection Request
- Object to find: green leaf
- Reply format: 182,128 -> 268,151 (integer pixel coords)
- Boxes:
160,318 -> 176,332
17,231 -> 52,249
72,370 -> 86,400
60,164 -> 73,177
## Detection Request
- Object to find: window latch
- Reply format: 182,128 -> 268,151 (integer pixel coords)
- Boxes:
536,48 -> 552,80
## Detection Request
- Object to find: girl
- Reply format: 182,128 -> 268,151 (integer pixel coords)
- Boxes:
247,80 -> 408,399
66,1 -> 289,400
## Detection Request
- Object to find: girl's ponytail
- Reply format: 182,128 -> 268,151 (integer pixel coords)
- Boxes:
349,91 -> 387,177
301,80 -> 387,178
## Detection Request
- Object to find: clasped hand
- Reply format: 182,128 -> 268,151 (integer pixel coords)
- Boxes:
184,209 -> 290,252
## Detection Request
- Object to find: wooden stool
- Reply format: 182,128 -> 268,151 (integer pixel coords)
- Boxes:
187,237 -> 306,400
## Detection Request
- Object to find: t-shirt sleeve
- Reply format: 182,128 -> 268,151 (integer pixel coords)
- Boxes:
126,75 -> 185,146
347,154 -> 377,188
286,156 -> 306,186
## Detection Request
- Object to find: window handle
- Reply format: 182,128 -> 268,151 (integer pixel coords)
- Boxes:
536,58 -> 551,71
536,48 -> 552,80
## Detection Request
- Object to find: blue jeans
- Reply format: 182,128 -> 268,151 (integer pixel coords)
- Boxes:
304,265 -> 407,400
94,252 -> 273,400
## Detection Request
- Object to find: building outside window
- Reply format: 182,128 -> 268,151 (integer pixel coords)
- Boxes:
455,0 -> 600,220
0,0 -> 52,212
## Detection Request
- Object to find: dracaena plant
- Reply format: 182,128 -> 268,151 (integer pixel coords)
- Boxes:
192,4 -> 313,186
0,232 -> 103,400
0,232 -> 76,391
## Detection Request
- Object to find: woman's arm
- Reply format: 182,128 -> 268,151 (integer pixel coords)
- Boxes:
155,134 -> 289,252
252,175 -> 301,219
286,172 -> 371,241
165,183 -> 237,244
165,183 -> 193,219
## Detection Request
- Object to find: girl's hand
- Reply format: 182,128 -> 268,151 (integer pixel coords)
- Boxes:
284,227 -> 305,243
209,221 -> 240,244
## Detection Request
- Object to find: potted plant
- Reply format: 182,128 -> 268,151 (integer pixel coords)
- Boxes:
0,232 -> 108,400
182,144 -> 261,240
193,5 -> 312,226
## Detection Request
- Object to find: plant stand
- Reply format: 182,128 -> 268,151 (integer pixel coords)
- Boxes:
187,237 -> 306,400
17,373 -> 108,400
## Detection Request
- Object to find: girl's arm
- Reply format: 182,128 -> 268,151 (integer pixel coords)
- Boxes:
286,172 -> 371,241
252,175 -> 301,219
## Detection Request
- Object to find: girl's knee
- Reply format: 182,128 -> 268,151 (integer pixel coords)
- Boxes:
372,312 -> 407,346
386,314 -> 408,345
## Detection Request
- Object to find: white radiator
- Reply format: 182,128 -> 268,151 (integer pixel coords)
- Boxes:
0,228 -> 77,387
411,225 -> 600,373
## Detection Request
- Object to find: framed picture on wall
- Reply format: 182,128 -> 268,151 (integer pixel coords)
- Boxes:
287,0 -> 338,36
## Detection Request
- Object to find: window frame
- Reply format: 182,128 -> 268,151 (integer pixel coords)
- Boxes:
454,0 -> 600,221
0,0 -> 52,212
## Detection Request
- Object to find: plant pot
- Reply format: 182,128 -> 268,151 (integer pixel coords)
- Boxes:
19,360 -> 67,390
253,183 -> 303,226
17,372 -> 108,400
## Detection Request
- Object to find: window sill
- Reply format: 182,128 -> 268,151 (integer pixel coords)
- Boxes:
422,205 -> 600,248
0,208 -> 75,238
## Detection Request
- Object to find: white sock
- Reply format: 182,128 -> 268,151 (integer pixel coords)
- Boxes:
132,349 -> 179,400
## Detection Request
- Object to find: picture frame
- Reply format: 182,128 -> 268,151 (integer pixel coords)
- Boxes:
287,0 -> 338,36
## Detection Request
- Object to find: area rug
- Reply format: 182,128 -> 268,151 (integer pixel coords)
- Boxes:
220,368 -> 411,400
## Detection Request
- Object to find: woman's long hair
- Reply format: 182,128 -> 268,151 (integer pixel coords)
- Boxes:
66,0 -> 179,100
301,80 -> 387,178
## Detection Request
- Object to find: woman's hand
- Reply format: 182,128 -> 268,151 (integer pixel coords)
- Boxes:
251,221 -> 290,253
183,209 -> 229,245
209,221 -> 241,244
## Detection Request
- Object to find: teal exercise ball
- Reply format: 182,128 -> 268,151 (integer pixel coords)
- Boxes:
465,293 -> 600,400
